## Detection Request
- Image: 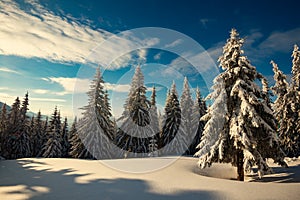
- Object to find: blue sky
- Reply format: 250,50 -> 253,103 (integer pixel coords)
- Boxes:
0,0 -> 299,119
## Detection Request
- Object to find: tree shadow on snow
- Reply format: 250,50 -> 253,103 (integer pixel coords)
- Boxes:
248,164 -> 300,183
0,159 -> 219,200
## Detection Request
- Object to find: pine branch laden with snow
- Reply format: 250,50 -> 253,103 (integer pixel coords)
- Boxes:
195,29 -> 287,180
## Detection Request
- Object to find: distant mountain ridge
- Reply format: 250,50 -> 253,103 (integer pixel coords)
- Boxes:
0,101 -> 40,118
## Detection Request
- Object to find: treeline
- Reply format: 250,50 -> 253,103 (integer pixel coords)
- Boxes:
0,67 -> 207,160
0,29 -> 299,162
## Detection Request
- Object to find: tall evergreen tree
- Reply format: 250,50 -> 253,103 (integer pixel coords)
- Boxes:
7,93 -> 31,159
42,107 -> 63,158
61,117 -> 69,157
148,86 -> 159,156
179,77 -> 195,155
77,67 -> 114,159
115,66 -> 153,157
160,82 -> 182,155
276,45 -> 300,157
31,111 -> 44,157
188,87 -> 207,155
271,61 -> 289,126
69,118 -> 93,159
0,103 -> 8,157
291,44 -> 300,156
195,29 -> 287,181
292,44 -> 300,91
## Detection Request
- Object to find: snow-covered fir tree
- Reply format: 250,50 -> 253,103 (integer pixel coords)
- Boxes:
0,103 -> 8,157
31,111 -> 44,157
115,65 -> 154,157
160,81 -> 183,155
149,86 -> 160,155
8,93 -> 31,159
61,117 -> 69,157
271,60 -> 289,126
179,77 -> 195,155
188,87 -> 207,155
276,45 -> 300,157
291,44 -> 300,156
69,118 -> 93,159
195,29 -> 287,181
292,44 -> 300,91
150,86 -> 160,134
271,61 -> 294,157
2,97 -> 20,158
76,67 -> 114,159
42,106 -> 63,158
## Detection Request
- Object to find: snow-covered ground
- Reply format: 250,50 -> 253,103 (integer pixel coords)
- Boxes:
1,157 -> 300,200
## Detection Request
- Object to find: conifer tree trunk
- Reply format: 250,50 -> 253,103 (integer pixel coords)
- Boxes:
237,148 -> 244,181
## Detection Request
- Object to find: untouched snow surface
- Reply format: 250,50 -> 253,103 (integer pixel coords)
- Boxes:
1,157 -> 300,200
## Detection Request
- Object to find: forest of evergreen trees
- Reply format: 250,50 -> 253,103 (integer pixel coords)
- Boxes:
0,29 -> 299,175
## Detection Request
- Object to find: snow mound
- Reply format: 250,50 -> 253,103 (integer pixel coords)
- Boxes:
1,157 -> 300,200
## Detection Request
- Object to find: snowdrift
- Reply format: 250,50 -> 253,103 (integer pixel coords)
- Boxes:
0,157 -> 300,200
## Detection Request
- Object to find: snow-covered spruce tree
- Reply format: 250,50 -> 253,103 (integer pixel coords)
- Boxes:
31,111 -> 44,157
115,65 -> 154,158
42,106 -> 63,158
69,118 -> 93,159
77,67 -> 114,159
195,29 -> 287,181
8,93 -> 31,159
160,81 -> 182,155
61,117 -> 69,157
38,116 -> 48,157
270,61 -> 295,157
148,86 -> 160,156
188,87 -> 207,155
292,44 -> 300,91
277,46 -> 300,157
0,103 -> 8,157
150,86 -> 160,134
179,77 -> 195,155
271,60 -> 289,125
291,44 -> 300,156
3,97 -> 21,158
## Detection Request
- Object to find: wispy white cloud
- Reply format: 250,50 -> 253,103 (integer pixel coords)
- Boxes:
104,83 -> 130,92
42,76 -> 132,94
0,87 -> 10,91
154,52 -> 162,60
165,39 -> 183,48
31,97 -> 66,102
32,89 -> 51,94
0,1 -> 162,69
0,67 -> 20,74
42,77 -> 90,94
258,28 -> 300,53
0,0 -> 111,64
